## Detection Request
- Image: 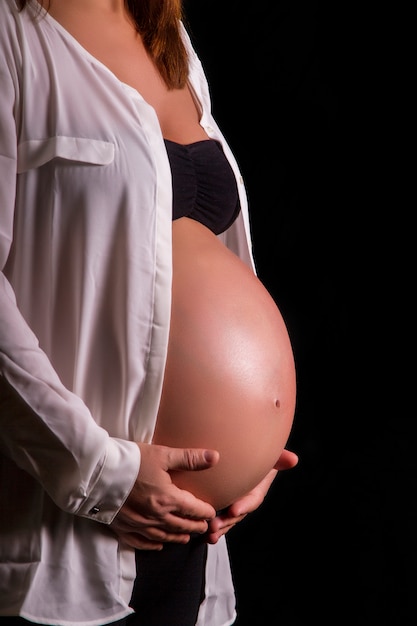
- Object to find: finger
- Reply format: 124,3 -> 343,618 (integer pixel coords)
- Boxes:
208,511 -> 246,534
141,514 -> 209,537
205,523 -> 236,545
112,521 -> 185,541
112,511 -> 210,537
273,449 -> 299,471
170,485 -> 217,521
117,533 -> 164,551
114,526 -> 193,547
140,529 -> 191,543
205,532 -> 221,545
166,447 -> 220,472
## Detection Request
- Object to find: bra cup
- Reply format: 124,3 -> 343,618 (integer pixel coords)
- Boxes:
164,139 -> 241,235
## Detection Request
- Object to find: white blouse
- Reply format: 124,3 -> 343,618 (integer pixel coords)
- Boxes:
0,1 -> 254,624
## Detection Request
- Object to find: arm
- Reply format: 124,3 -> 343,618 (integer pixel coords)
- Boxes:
0,39 -> 134,521
0,27 -> 216,535
0,58 -> 139,517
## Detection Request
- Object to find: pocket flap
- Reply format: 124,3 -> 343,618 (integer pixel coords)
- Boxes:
17,136 -> 115,173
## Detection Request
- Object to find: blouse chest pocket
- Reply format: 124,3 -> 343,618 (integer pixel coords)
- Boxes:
17,136 -> 115,174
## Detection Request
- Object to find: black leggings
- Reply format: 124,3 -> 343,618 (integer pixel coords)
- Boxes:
128,536 -> 208,626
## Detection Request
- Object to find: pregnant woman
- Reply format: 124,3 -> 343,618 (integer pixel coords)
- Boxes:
0,1 -> 298,626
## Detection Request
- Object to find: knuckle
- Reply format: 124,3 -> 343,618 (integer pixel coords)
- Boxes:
184,449 -> 199,470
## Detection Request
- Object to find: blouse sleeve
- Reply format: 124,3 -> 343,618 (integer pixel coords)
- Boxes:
0,19 -> 140,525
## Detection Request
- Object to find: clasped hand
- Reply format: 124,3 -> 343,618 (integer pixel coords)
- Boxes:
110,443 -> 298,550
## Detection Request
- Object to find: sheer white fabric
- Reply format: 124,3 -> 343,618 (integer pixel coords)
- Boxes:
0,1 -> 253,624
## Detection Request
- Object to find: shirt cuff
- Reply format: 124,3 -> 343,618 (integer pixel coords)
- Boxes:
76,438 -> 141,524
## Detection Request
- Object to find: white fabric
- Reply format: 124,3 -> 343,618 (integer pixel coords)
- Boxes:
0,1 -> 254,624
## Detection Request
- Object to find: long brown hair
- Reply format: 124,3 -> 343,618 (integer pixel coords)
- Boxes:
17,0 -> 189,89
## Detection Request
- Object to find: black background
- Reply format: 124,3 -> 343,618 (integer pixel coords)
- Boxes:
183,2 -> 414,625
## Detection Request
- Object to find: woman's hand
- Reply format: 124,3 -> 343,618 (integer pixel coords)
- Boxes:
110,442 -> 219,550
205,448 -> 298,545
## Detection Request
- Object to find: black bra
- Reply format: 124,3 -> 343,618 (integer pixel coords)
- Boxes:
164,138 -> 241,235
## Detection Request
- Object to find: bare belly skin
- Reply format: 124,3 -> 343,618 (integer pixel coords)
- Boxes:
153,218 -> 296,511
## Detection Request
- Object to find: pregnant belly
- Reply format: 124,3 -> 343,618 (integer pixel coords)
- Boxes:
152,218 -> 296,511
